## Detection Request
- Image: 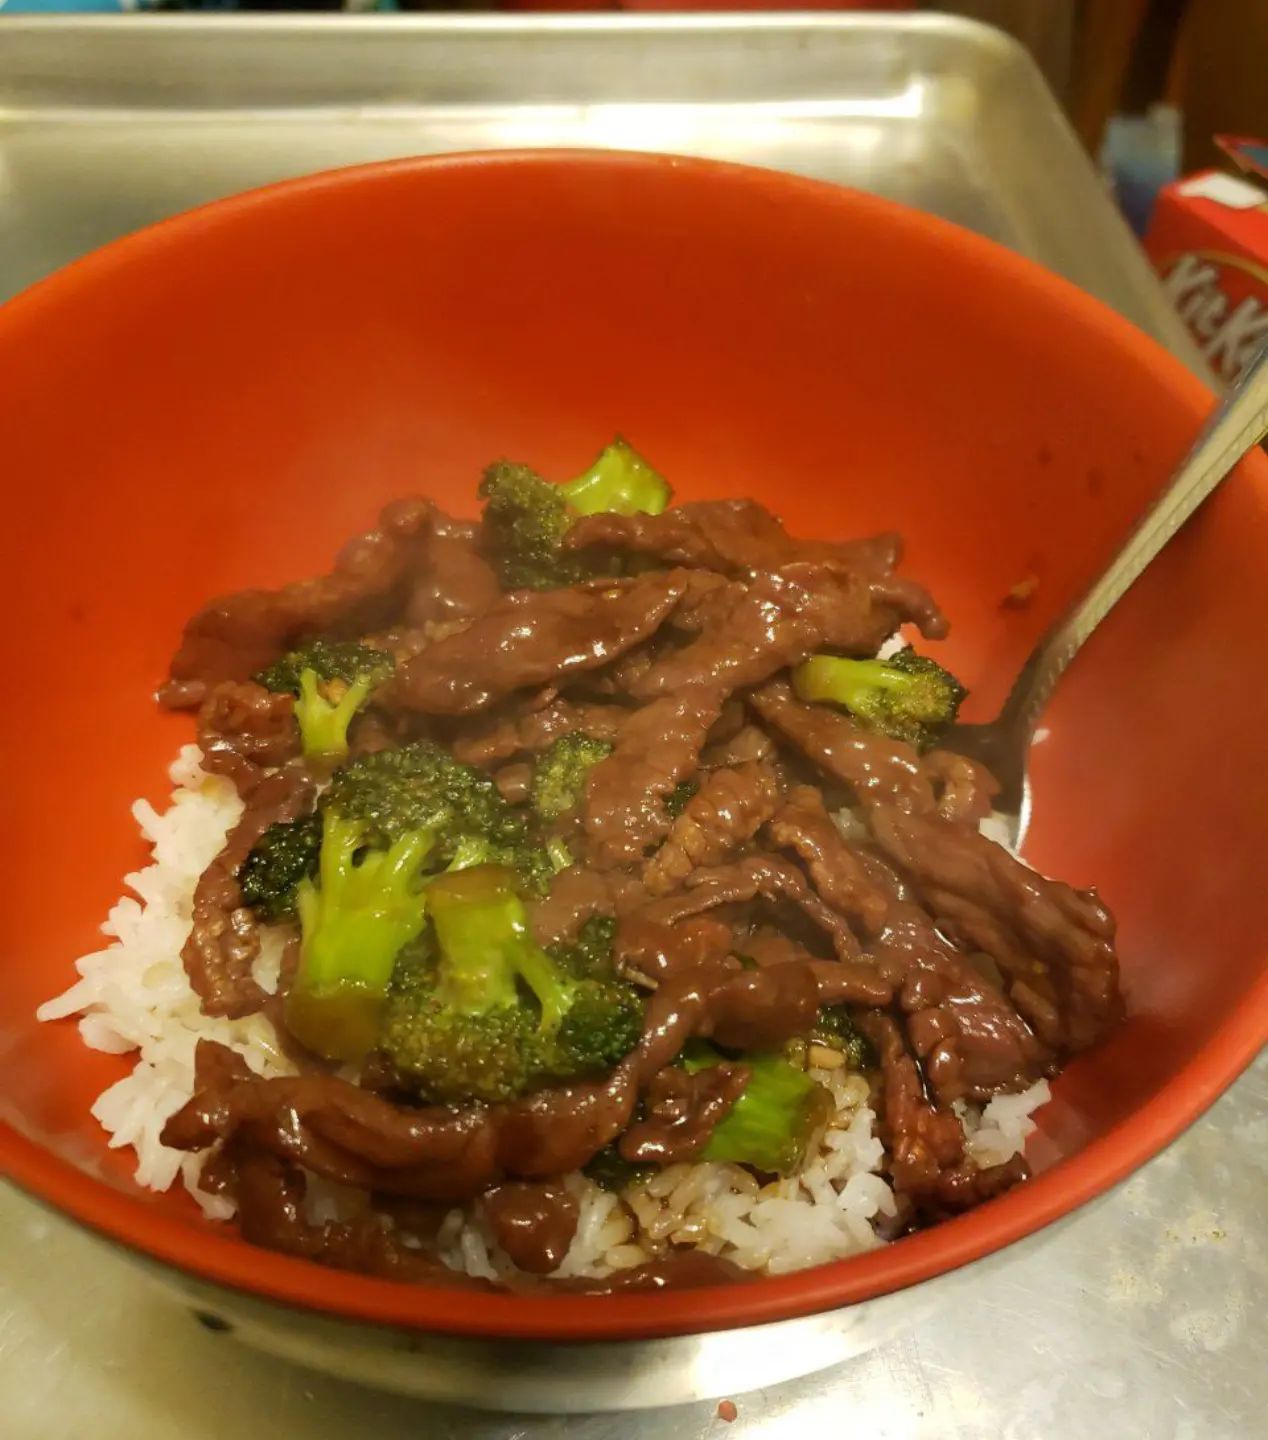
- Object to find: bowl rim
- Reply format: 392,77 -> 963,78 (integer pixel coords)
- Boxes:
2,147 -> 1266,1343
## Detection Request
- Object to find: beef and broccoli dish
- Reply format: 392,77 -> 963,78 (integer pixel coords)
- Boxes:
42,438 -> 1123,1290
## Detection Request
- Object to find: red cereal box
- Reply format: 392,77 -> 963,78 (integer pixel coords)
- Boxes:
1144,161 -> 1268,384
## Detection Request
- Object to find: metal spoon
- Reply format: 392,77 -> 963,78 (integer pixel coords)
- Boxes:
945,341 -> 1268,849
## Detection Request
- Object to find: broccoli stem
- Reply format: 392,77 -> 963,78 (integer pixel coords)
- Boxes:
683,1043 -> 829,1176
286,815 -> 434,1062
427,866 -> 569,1032
561,437 -> 671,517
295,668 -> 375,763
791,649 -> 966,751
792,655 -> 905,711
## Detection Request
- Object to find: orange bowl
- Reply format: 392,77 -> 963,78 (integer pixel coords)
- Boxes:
1,151 -> 1266,1361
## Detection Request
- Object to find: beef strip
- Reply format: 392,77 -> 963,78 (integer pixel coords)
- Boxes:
750,680 -> 934,813
867,806 -> 1122,1054
619,1063 -> 750,1165
160,497 -> 434,709
567,500 -> 901,579
236,1137 -> 743,1291
405,514 -> 501,631
451,697 -> 626,768
921,750 -> 1001,826
856,849 -> 1052,1101
392,570 -> 691,716
765,785 -> 889,937
859,1013 -> 1028,1213
614,915 -> 735,986
196,680 -> 299,796
582,556 -> 939,869
673,854 -> 869,962
183,766 -> 316,1017
630,564 -> 934,704
700,723 -> 778,771
568,504 -> 946,639
481,1182 -> 580,1274
582,687 -> 725,868
642,762 -> 782,895
527,865 -> 647,948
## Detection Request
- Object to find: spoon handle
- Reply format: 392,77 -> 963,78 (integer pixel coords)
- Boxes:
1000,340 -> 1268,737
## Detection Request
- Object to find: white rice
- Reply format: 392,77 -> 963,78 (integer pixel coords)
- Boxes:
38,748 -> 1050,1278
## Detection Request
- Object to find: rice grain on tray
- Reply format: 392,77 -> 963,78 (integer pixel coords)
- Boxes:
38,747 -> 1049,1281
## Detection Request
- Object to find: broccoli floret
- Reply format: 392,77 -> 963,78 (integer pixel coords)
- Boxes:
239,813 -> 322,921
531,732 -> 614,821
255,639 -> 394,763
549,915 -> 618,978
584,1145 -> 653,1193
324,740 -> 555,897
285,741 -> 563,1061
790,648 -> 966,752
682,1042 -> 831,1176
379,866 -> 643,1104
807,1006 -> 875,1072
286,811 -> 433,1062
562,436 -> 672,518
479,437 -> 671,591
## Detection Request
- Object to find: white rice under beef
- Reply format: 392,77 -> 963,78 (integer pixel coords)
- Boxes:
38,747 -> 1049,1281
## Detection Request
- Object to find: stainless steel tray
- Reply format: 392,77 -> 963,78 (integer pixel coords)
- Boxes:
2,13 -> 1259,1438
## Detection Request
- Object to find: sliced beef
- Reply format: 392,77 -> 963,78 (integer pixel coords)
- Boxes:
638,949 -> 889,1073
642,762 -> 781,895
452,698 -> 625,768
922,749 -> 1001,826
750,680 -> 934,814
480,1182 -> 580,1274
183,766 -> 316,1018
161,497 -> 434,709
765,785 -> 888,937
701,723 -> 778,771
859,1013 -> 1028,1213
582,687 -> 725,868
196,680 -> 299,796
614,914 -> 735,986
857,849 -> 1052,1101
658,853 -> 869,962
392,570 -> 691,716
527,864 -> 646,947
619,1063 -> 750,1165
630,564 -> 931,703
405,514 -> 501,631
567,499 -> 900,579
867,806 -> 1122,1054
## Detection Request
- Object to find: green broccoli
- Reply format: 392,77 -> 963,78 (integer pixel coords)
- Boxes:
531,732 -> 614,821
287,810 -> 434,1062
379,866 -> 643,1104
238,813 -> 322,921
479,437 -> 671,590
790,647 -> 966,752
808,1005 -> 875,1072
255,639 -> 394,763
584,1145 -> 653,1193
323,740 -> 555,897
562,436 -> 672,519
283,741 -> 562,1062
682,1042 -> 831,1176
548,915 -> 618,977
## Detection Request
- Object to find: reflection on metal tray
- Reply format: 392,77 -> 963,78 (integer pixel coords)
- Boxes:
1,12 -> 1258,1438
0,12 -> 1203,379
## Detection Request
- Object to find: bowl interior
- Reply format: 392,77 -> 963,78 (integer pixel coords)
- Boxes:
1,151 -> 1265,1340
